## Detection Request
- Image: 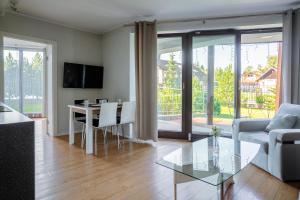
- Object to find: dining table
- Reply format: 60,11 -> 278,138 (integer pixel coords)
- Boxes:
68,103 -> 121,154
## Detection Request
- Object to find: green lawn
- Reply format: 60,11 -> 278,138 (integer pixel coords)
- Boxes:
192,105 -> 275,126
193,106 -> 274,119
219,106 -> 275,119
5,100 -> 42,113
23,104 -> 43,113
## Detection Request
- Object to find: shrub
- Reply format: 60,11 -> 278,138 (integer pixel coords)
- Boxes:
214,99 -> 221,115
256,95 -> 264,104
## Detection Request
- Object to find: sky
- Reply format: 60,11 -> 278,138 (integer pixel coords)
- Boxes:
159,42 -> 279,72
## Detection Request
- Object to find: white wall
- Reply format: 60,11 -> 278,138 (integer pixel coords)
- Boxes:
0,13 -> 103,135
102,27 -> 135,138
102,26 -> 134,101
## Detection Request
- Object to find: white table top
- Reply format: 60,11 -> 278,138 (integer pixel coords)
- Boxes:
68,104 -> 122,110
68,104 -> 101,110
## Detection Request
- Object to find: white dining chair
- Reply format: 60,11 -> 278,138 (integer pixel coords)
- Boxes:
73,99 -> 87,149
116,101 -> 136,148
94,102 -> 118,155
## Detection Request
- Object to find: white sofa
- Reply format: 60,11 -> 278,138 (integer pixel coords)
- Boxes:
233,103 -> 300,181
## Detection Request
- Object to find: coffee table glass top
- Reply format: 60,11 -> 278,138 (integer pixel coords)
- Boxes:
156,137 -> 260,186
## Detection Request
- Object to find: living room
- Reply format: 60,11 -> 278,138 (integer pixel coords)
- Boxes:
0,0 -> 300,199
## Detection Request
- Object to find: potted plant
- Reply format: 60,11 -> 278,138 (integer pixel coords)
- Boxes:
256,95 -> 264,109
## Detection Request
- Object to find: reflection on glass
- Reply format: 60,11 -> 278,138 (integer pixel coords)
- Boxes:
4,50 -> 20,111
157,38 -> 182,131
4,49 -> 44,114
192,36 -> 235,134
213,43 -> 235,130
157,137 -> 260,186
192,45 -> 208,132
241,32 -> 282,119
23,51 -> 44,114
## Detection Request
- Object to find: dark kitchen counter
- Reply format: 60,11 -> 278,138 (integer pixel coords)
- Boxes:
0,102 -> 35,199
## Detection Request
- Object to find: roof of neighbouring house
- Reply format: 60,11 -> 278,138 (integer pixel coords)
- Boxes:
256,68 -> 277,81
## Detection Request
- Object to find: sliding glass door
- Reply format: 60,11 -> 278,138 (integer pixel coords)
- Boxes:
157,36 -> 183,134
192,35 -> 235,135
157,28 -> 282,139
4,48 -> 45,116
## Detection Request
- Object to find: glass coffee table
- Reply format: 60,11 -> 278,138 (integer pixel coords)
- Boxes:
157,137 -> 260,200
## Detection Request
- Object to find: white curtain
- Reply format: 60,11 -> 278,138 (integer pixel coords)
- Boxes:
282,9 -> 300,104
135,21 -> 158,141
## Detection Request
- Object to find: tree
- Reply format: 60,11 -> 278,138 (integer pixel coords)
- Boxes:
263,87 -> 276,118
214,64 -> 234,116
243,66 -> 254,74
30,52 -> 43,98
4,52 -> 19,102
192,76 -> 206,114
267,55 -> 278,68
22,53 -> 43,110
164,54 -> 179,89
258,56 -> 278,73
158,54 -> 181,115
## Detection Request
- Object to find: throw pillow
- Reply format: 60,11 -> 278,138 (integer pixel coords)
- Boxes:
265,114 -> 297,132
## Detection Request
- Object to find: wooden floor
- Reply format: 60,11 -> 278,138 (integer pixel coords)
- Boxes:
34,120 -> 300,200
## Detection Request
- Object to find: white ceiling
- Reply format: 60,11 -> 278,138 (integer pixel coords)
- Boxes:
4,0 -> 300,33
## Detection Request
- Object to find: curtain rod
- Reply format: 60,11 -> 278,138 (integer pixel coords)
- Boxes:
124,11 -> 286,27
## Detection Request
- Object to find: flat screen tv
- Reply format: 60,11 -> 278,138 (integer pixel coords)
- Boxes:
63,62 -> 103,88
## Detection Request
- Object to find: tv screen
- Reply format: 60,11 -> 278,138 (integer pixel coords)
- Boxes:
63,62 -> 103,88
84,65 -> 103,88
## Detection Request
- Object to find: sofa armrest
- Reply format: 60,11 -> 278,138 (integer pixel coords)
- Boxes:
268,129 -> 300,180
233,119 -> 270,133
269,129 -> 300,143
233,118 -> 270,154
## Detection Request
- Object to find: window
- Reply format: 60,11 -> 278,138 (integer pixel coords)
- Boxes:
4,37 -> 46,116
157,29 -> 282,139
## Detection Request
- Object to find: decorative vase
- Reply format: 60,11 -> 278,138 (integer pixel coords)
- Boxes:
213,136 -> 219,151
212,136 -> 220,168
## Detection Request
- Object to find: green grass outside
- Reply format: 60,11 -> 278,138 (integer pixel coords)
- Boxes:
5,100 -> 42,113
192,105 -> 275,125
193,106 -> 274,118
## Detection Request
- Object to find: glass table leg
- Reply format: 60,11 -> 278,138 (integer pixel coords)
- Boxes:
218,176 -> 235,200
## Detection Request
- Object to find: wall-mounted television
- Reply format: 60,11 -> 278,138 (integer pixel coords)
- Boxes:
63,62 -> 103,88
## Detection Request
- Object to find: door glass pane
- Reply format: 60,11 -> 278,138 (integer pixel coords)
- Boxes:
4,49 -> 20,111
241,32 -> 282,119
192,35 -> 235,134
213,38 -> 235,132
192,42 -> 208,133
157,37 -> 182,131
23,51 -> 44,114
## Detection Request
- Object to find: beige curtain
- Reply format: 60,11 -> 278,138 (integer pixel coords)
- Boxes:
135,21 -> 158,141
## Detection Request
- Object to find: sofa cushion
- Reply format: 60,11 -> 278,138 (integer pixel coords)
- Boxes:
265,114 -> 297,132
277,103 -> 300,128
239,131 -> 269,154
